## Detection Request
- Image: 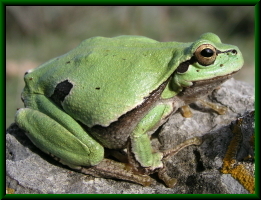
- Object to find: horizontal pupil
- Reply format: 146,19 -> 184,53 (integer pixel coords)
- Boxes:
201,48 -> 214,57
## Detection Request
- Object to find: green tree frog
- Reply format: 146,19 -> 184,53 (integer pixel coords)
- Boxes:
15,33 -> 243,187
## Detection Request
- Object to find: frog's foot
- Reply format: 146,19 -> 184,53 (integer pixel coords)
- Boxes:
49,152 -> 152,186
79,158 -> 153,187
157,137 -> 202,188
158,165 -> 177,188
199,99 -> 227,115
180,99 -> 227,118
180,105 -> 193,118
162,137 -> 202,160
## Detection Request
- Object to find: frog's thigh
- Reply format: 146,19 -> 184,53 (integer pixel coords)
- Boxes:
130,104 -> 172,169
15,95 -> 104,168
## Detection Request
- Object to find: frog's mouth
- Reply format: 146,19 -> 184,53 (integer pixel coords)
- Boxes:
177,70 -> 238,103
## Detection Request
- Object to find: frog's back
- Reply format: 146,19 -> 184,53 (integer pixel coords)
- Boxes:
24,36 -> 186,127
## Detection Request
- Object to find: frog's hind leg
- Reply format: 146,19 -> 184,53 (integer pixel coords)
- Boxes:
80,158 -> 153,186
15,94 -> 153,186
15,94 -> 104,168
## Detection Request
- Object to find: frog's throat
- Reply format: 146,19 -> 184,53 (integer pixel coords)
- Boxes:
177,71 -> 238,104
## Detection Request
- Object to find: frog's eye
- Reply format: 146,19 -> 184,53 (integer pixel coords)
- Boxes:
194,44 -> 216,66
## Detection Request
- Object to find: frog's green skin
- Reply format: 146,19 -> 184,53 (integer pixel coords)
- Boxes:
15,33 -> 243,187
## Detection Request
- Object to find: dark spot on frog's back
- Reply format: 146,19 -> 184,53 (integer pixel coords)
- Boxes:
50,80 -> 73,106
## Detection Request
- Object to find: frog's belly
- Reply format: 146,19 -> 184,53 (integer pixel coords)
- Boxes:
85,80 -> 169,149
86,98 -> 158,149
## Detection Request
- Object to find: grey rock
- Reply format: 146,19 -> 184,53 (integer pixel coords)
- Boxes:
6,78 -> 255,194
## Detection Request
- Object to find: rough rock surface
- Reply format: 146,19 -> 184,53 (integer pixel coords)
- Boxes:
6,78 -> 255,194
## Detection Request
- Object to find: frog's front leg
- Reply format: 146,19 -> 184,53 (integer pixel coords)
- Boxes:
128,103 -> 202,188
127,103 -> 180,182
128,104 -> 171,171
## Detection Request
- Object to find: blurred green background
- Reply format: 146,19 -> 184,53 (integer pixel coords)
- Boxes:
6,6 -> 255,128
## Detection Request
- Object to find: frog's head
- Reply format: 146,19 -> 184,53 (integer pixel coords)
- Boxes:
168,33 -> 244,100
